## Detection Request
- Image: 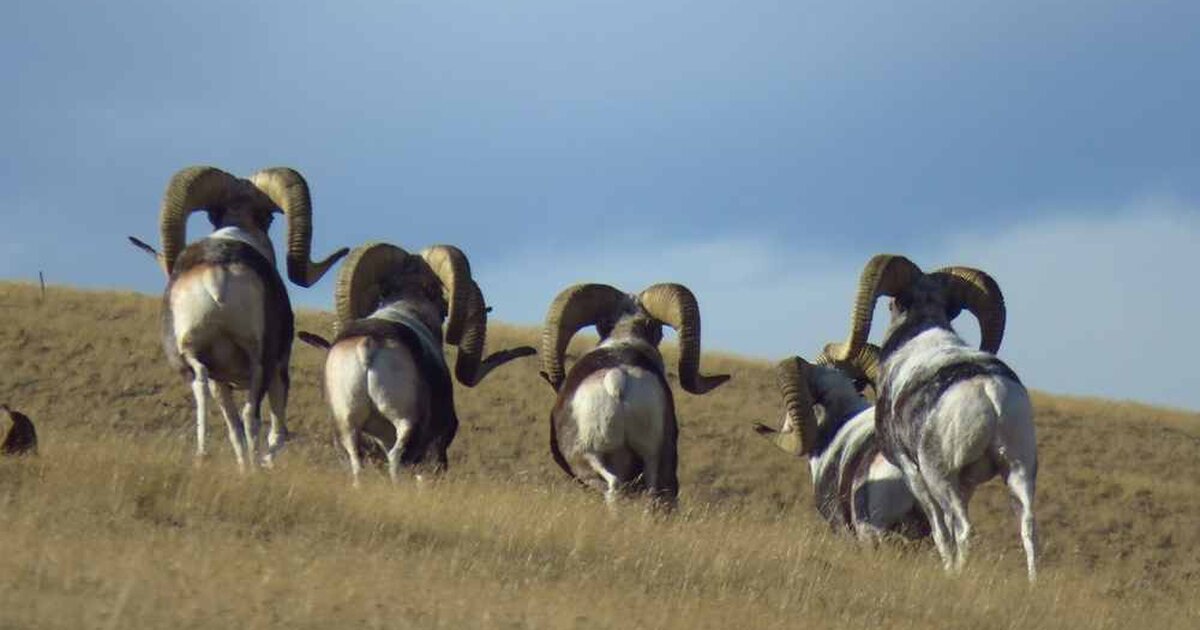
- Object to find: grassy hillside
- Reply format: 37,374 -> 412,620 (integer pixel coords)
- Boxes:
1,281 -> 1197,628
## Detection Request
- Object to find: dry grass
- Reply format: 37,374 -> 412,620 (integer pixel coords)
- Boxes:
1,281 -> 1198,628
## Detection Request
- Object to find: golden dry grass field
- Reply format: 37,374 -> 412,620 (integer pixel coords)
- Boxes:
1,281 -> 1198,628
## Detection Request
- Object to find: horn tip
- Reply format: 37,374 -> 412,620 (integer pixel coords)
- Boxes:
751,424 -> 805,455
688,373 -> 731,395
510,346 -> 537,359
823,342 -> 850,361
328,247 -> 351,262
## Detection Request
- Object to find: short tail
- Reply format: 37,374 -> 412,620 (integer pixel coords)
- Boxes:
356,336 -> 378,368
603,370 -> 627,401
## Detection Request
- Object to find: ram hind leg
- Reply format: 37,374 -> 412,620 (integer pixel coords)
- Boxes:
367,367 -> 421,484
338,427 -> 365,487
185,357 -> 210,461
924,471 -> 972,573
381,416 -> 415,484
237,362 -> 267,469
330,390 -> 370,487
583,452 -> 630,509
896,454 -> 956,571
262,367 -> 290,468
1004,463 -> 1039,582
641,445 -> 678,513
211,382 -> 248,472
331,405 -> 373,487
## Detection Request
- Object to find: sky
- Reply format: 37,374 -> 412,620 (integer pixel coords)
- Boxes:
2,1 -> 1198,410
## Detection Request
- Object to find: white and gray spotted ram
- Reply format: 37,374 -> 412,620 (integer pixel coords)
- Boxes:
129,166 -> 347,471
752,345 -> 928,540
540,283 -> 729,509
828,254 -> 1038,580
299,242 -> 534,484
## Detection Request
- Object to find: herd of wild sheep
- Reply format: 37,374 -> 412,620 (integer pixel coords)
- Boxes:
2,164 -> 1039,581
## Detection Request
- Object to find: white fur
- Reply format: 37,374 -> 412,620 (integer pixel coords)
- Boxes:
325,324 -> 427,485
803,373 -> 918,539
172,266 -> 266,353
880,327 -> 1038,580
858,452 -> 918,536
572,366 -> 666,455
568,340 -> 670,505
808,408 -> 872,489
171,261 -> 287,470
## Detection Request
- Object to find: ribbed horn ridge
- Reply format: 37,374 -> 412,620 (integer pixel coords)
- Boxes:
817,342 -> 882,387
249,167 -> 348,288
158,166 -> 246,275
831,254 -> 923,362
933,266 -> 1007,353
419,245 -> 473,345
638,283 -> 730,395
540,283 -> 629,390
333,242 -> 412,328
752,357 -> 817,456
454,280 -> 536,387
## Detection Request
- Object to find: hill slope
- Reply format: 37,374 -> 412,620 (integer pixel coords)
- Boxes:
1,282 -> 1198,628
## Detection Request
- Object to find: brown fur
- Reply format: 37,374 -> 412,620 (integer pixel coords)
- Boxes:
1,404 -> 37,456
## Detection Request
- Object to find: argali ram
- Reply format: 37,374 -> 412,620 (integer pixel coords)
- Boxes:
752,345 -> 929,540
1,404 -> 37,457
128,165 -> 348,471
299,242 -> 535,484
827,254 -> 1038,580
540,283 -> 729,509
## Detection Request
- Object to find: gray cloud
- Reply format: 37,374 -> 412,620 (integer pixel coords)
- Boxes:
480,203 -> 1200,411
939,201 -> 1199,411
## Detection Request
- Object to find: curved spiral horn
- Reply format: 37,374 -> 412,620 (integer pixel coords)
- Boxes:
419,245 -> 473,345
158,166 -> 247,276
249,167 -> 348,288
932,266 -> 1007,353
638,283 -> 730,395
454,280 -> 536,387
751,356 -> 817,456
539,283 -> 630,390
333,242 -> 412,328
830,254 -> 923,362
817,341 -> 881,388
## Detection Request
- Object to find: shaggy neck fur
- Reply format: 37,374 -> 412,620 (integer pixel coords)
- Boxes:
598,314 -> 666,375
880,283 -> 960,357
597,337 -> 665,371
369,301 -> 445,367
209,226 -> 275,266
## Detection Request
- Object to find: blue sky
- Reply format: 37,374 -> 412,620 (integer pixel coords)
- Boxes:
3,1 -> 1198,410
